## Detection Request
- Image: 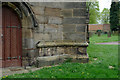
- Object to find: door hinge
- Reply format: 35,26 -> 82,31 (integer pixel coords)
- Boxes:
1,34 -> 3,38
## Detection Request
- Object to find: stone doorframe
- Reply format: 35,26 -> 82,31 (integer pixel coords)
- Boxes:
2,2 -> 38,66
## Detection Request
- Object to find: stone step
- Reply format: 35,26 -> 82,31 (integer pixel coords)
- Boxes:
35,54 -> 89,67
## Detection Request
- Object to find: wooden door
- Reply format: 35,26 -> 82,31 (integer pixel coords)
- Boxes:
0,6 -> 2,67
2,6 -> 22,67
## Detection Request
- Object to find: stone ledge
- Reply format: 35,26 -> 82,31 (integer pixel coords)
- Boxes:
35,54 -> 89,67
37,42 -> 88,48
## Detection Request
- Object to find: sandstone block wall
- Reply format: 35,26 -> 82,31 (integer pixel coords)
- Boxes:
31,2 -> 88,43
30,2 -> 88,56
22,2 -> 89,66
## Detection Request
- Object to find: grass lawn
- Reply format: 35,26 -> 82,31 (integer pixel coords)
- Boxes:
3,34 -> 119,78
90,34 -> 118,43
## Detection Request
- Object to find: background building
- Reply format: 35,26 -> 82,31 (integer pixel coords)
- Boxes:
88,24 -> 110,33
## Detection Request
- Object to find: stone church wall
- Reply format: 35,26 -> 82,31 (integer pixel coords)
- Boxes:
25,2 -> 89,67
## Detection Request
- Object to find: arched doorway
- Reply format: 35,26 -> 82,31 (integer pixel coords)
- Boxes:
2,6 -> 22,67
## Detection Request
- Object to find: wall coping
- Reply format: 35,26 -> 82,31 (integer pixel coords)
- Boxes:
37,42 -> 88,48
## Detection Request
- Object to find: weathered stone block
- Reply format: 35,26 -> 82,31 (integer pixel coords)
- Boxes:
64,2 -> 86,9
61,9 -> 72,17
41,47 -> 54,56
24,29 -> 33,38
44,24 -> 58,33
44,24 -> 63,34
51,32 -> 63,41
57,25 -> 63,32
39,48 -> 48,56
31,6 -> 44,15
78,47 -> 87,54
64,47 -> 77,55
35,15 -> 48,24
35,54 -> 69,67
47,48 -> 54,56
34,33 -> 51,43
34,24 -> 44,33
48,17 -> 62,24
29,2 -> 40,6
51,47 -> 57,55
45,7 -> 61,17
63,32 -> 85,42
57,47 -> 65,54
34,33 -> 43,43
42,48 -> 47,56
63,18 -> 86,24
63,24 -> 76,33
76,24 -> 86,32
73,9 -> 86,16
42,33 -> 52,41
32,2 -> 64,8
39,48 -> 43,57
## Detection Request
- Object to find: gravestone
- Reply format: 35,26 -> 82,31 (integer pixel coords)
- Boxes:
107,31 -> 111,37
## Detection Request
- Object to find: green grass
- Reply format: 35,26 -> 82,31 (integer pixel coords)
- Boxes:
90,34 -> 118,43
3,34 -> 119,78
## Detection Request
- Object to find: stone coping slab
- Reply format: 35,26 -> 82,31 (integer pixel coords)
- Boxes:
37,42 -> 88,48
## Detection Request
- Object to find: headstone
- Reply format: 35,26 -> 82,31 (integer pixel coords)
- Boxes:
112,31 -> 118,36
98,31 -> 101,37
107,31 -> 111,37
89,32 -> 93,37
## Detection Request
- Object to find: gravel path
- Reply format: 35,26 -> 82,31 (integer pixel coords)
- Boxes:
95,41 -> 120,45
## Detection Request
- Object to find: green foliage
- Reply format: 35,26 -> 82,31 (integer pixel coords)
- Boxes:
100,8 -> 110,24
110,2 -> 119,31
86,1 -> 100,24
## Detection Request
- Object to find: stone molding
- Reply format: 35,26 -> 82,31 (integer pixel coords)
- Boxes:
37,42 -> 88,47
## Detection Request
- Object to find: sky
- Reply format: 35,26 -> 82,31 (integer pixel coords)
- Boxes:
98,0 -> 112,12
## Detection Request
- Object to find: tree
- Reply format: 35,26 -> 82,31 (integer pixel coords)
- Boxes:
100,8 -> 110,24
110,1 -> 119,31
86,1 -> 100,24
